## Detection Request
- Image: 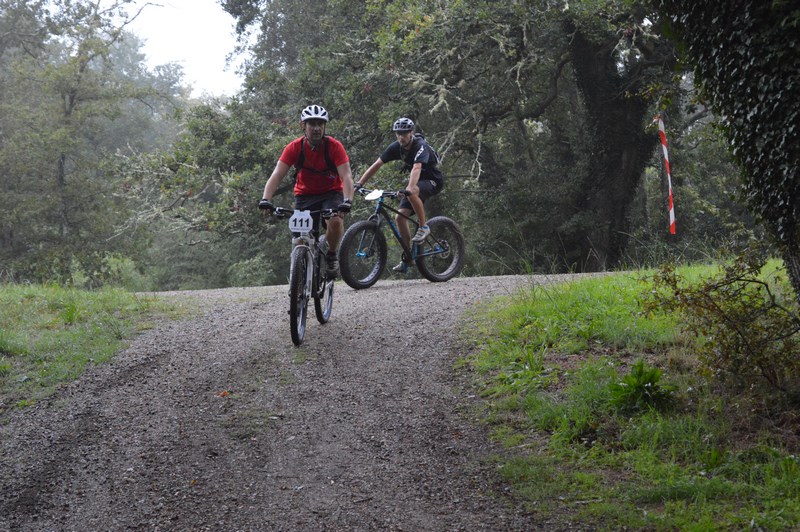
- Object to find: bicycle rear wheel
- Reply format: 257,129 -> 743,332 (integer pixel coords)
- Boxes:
415,216 -> 465,282
339,220 -> 387,290
289,245 -> 309,345
314,235 -> 334,323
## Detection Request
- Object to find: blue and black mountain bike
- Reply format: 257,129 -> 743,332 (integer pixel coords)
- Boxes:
338,187 -> 465,289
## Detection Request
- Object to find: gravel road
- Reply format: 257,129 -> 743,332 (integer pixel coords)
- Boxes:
0,274 -> 575,531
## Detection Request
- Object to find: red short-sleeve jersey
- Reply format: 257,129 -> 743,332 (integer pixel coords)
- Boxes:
279,136 -> 349,196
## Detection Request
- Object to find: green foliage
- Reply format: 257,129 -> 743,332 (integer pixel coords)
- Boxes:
208,0 -> 695,282
608,358 -> 676,414
0,359 -> 11,379
527,360 -> 619,447
620,410 -> 727,465
654,0 -> 800,300
463,269 -> 800,528
97,254 -> 153,292
0,0 -> 772,289
227,253 -> 277,288
485,274 -> 679,355
0,283 -> 169,411
149,101 -> 288,238
626,121 -> 763,268
647,251 -> 800,396
0,1 -> 186,286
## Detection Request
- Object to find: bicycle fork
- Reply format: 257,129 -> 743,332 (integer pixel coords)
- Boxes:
354,217 -> 383,259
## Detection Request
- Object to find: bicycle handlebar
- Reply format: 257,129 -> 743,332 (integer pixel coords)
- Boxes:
273,207 -> 338,218
354,186 -> 403,200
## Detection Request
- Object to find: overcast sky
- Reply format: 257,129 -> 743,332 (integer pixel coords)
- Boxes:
127,0 -> 246,97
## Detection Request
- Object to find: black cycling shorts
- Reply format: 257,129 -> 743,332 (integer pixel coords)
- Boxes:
294,190 -> 344,232
398,179 -> 442,211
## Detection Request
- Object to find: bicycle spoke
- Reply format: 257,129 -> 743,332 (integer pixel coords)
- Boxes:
415,216 -> 465,282
339,220 -> 387,289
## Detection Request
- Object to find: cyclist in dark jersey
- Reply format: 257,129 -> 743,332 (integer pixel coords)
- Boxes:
355,117 -> 444,273
259,105 -> 354,277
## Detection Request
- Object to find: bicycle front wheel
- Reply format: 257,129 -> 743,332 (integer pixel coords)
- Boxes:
314,235 -> 334,323
289,245 -> 310,345
415,216 -> 465,282
339,220 -> 387,290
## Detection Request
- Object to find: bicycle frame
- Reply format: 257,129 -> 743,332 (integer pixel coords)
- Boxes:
276,207 -> 334,264
360,191 -> 445,263
340,187 -> 465,289
273,207 -> 336,345
276,207 -> 320,276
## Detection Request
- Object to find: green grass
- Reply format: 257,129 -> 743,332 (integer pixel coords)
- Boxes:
0,283 -> 174,411
470,274 -> 681,378
462,266 -> 800,530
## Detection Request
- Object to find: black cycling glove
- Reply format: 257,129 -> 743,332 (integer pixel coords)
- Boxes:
258,199 -> 274,212
338,199 -> 352,213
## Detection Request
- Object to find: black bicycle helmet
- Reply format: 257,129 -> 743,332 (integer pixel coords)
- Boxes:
301,105 -> 329,122
392,117 -> 415,132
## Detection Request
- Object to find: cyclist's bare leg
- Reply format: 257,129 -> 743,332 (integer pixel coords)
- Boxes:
326,214 -> 344,252
406,189 -> 427,227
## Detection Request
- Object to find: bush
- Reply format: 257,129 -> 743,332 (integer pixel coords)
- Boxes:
647,250 -> 800,397
608,358 -> 675,415
227,254 -> 275,288
99,254 -> 153,291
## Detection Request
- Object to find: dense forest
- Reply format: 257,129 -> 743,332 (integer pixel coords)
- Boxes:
1,0 -> 795,294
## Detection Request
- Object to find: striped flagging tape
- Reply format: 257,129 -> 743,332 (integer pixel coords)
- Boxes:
657,116 -> 677,235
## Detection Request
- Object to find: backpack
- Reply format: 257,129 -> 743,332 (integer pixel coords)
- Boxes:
417,133 -> 442,166
293,137 -> 338,179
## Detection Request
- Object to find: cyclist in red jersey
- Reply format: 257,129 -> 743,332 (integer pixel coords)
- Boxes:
259,105 -> 354,277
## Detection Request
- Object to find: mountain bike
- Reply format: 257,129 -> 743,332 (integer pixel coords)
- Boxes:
272,207 -> 336,345
339,187 -> 465,289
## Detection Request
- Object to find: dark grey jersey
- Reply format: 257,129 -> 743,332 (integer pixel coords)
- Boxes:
379,134 -> 444,187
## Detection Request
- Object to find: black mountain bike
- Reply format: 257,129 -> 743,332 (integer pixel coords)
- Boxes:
272,207 -> 335,345
339,187 -> 465,289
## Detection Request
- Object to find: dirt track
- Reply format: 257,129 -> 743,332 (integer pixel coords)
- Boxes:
0,274 -> 575,531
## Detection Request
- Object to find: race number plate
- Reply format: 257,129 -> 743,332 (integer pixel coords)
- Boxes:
288,210 -> 313,232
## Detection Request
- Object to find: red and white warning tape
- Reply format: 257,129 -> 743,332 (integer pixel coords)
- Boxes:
656,116 -> 676,235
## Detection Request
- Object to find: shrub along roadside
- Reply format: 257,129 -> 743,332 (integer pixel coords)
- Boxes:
648,254 -> 800,397
460,269 -> 800,530
0,284 -> 174,412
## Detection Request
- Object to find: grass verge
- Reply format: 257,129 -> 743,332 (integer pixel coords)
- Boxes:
0,283 -> 177,412
461,268 -> 800,530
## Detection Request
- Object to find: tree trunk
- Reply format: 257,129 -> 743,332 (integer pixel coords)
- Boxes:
566,26 -> 661,270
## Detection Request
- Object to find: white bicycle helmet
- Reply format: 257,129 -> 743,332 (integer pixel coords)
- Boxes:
300,104 -> 329,122
392,117 -> 415,132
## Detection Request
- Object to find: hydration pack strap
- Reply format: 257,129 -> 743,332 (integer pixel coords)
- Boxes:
294,137 -> 338,178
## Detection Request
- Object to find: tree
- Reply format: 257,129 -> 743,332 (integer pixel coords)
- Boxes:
331,0 -> 681,270
0,0 -> 49,57
563,4 -> 680,269
654,0 -> 800,302
175,0 -> 750,284
0,0 -> 186,284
